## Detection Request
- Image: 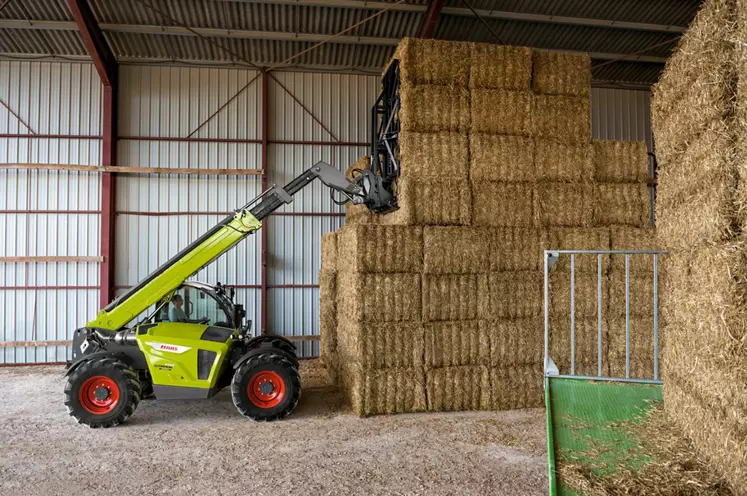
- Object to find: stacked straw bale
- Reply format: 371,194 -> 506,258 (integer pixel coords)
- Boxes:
322,38 -> 655,416
653,0 -> 747,490
319,233 -> 338,383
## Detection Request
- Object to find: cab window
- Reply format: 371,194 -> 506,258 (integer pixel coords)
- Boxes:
154,286 -> 231,327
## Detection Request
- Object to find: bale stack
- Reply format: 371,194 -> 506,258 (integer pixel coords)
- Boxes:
319,233 -> 338,383
653,0 -> 747,489
321,38 -> 655,416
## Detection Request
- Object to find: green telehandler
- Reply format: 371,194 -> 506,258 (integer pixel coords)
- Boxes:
64,158 -> 399,427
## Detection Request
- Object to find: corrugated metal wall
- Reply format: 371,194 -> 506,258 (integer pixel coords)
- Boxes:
0,60 -> 654,363
0,61 -> 102,364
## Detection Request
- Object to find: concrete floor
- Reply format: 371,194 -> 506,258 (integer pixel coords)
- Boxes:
0,363 -> 548,496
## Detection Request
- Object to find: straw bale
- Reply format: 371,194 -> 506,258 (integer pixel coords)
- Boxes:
336,224 -> 423,273
426,365 -> 491,412
655,123 -> 740,250
609,226 -> 658,273
346,154 -> 370,181
423,227 -> 540,274
381,178 -> 472,226
422,274 -> 486,322
660,243 -> 747,360
471,90 -> 533,136
534,183 -> 593,227
533,95 -> 590,143
608,272 -> 657,318
549,272 -> 608,318
424,321 -> 490,368
608,316 -> 662,380
472,181 -> 535,227
345,202 -> 379,226
548,317 -> 609,377
469,134 -> 535,182
592,140 -> 650,183
534,139 -> 593,183
336,321 -> 424,370
481,271 -> 543,319
541,227 -> 611,273
469,43 -> 532,91
593,183 -> 651,227
400,132 -> 469,180
663,380 -> 747,491
490,365 -> 544,410
484,318 -> 544,368
651,0 -> 737,164
396,38 -> 470,87
345,365 -> 428,416
320,232 -> 337,272
400,84 -> 470,133
337,272 -> 421,323
532,50 -> 591,97
319,269 -> 337,381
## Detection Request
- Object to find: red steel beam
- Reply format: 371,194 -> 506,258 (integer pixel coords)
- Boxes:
118,136 -> 366,147
417,0 -> 446,38
0,210 -> 101,214
66,0 -> 119,307
0,134 -> 102,140
115,211 -> 345,217
261,71 -> 269,336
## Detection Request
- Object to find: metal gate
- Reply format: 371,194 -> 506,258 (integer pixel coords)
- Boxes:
543,249 -> 667,384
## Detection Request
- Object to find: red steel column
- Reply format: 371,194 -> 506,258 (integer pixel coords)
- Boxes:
65,0 -> 118,307
260,71 -> 269,335
416,0 -> 446,38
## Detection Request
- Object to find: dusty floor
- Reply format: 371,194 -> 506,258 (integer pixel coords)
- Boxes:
0,363 -> 548,496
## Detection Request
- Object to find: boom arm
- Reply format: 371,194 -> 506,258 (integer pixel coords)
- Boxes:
87,162 -> 367,330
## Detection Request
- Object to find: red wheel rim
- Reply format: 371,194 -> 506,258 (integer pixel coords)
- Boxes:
247,371 -> 286,408
79,376 -> 120,414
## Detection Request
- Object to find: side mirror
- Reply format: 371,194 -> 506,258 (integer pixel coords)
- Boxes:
229,287 -> 235,300
234,304 -> 246,327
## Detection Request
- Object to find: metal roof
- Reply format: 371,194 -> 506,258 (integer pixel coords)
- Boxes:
0,0 -> 701,85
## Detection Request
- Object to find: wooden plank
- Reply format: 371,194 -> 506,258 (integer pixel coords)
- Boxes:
0,256 -> 104,263
0,163 -> 263,176
281,335 -> 321,342
0,340 -> 72,348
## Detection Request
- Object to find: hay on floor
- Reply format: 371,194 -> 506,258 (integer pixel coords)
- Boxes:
533,95 -> 590,143
422,273 -> 486,322
336,224 -> 423,274
534,183 -> 594,227
400,84 -> 470,133
592,139 -> 650,183
534,139 -> 593,183
381,177 -> 472,226
490,365 -> 544,410
400,131 -> 469,179
424,320 -> 490,367
426,365 -> 491,412
471,89 -> 533,136
532,50 -> 591,97
470,134 -> 535,182
472,181 -> 535,227
469,43 -> 533,91
593,183 -> 652,227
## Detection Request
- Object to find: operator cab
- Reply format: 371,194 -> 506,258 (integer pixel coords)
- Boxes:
150,281 -> 249,331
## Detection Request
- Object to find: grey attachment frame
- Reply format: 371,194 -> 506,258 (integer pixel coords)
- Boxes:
544,249 -> 668,385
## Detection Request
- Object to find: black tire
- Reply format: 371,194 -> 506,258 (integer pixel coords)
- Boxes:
231,352 -> 301,421
64,357 -> 141,428
248,337 -> 299,369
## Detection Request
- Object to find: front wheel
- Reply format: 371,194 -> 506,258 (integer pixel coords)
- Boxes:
64,357 -> 141,428
231,352 -> 301,421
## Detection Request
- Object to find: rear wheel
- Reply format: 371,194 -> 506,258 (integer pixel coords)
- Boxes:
231,352 -> 301,421
64,357 -> 141,428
